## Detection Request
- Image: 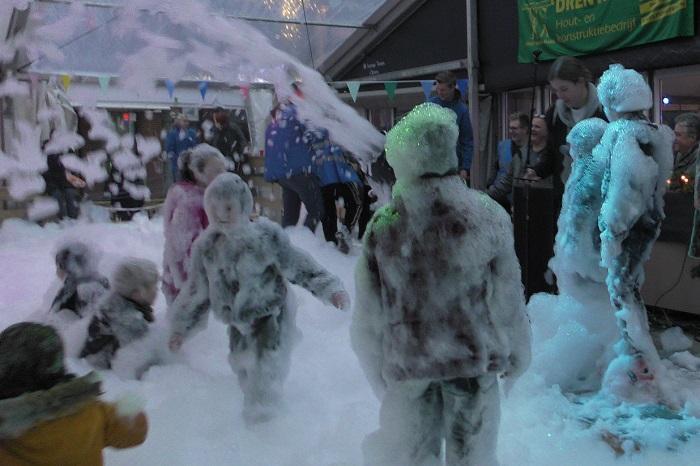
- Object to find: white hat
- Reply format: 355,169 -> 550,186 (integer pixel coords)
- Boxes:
597,64 -> 652,113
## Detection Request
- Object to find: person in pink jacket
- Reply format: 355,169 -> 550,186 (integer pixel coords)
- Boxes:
162,144 -> 227,305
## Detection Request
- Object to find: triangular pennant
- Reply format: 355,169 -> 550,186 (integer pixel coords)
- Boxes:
165,79 -> 175,99
29,73 -> 39,89
420,80 -> 434,100
457,78 -> 469,99
384,81 -> 397,102
346,81 -> 361,102
60,74 -> 72,91
198,81 -> 209,100
98,75 -> 110,93
240,85 -> 249,99
86,9 -> 97,29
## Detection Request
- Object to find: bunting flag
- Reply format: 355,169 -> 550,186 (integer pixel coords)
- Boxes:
85,9 -> 97,29
457,78 -> 469,98
60,74 -> 72,91
240,85 -> 250,99
420,80 -> 434,100
98,75 -> 110,93
28,73 -> 39,90
346,81 -> 361,102
165,79 -> 175,99
384,81 -> 397,102
198,81 -> 209,100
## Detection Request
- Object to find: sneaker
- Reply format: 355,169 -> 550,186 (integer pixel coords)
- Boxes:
335,228 -> 351,254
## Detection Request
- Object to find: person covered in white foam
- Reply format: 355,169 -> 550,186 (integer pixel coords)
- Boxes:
351,103 -> 531,466
168,172 -> 349,425
596,64 -> 674,404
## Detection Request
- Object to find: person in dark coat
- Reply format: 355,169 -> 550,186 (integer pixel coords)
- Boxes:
487,112 -> 530,210
42,150 -> 86,220
526,56 -> 607,188
81,258 -> 159,369
211,107 -> 249,178
428,71 -> 474,183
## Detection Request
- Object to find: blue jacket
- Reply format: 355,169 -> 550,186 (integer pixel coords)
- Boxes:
305,128 -> 362,187
496,139 -> 513,177
429,90 -> 474,171
165,127 -> 197,157
264,104 -> 314,181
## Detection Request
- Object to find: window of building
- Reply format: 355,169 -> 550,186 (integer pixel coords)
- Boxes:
654,65 -> 700,127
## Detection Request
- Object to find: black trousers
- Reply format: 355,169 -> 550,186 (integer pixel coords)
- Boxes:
277,174 -> 324,232
320,182 -> 363,243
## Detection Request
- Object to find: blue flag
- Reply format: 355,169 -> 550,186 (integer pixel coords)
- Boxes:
165,79 -> 175,99
198,81 -> 209,100
420,80 -> 434,100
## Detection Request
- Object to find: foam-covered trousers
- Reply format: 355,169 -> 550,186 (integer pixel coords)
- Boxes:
363,375 -> 500,466
227,307 -> 296,425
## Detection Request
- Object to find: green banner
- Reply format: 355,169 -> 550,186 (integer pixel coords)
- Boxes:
518,0 -> 695,63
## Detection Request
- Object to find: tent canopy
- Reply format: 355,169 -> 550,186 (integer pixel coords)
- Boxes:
22,0 -> 390,76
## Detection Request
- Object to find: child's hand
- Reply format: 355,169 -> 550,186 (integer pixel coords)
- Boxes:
331,291 -> 350,311
169,334 -> 184,352
66,173 -> 86,188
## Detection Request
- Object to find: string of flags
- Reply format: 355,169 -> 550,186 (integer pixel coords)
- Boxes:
29,10 -> 465,104
27,73 -> 249,101
343,78 -> 468,103
26,72 -> 468,104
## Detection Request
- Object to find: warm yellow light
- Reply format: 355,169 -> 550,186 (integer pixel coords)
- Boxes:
262,0 -> 325,41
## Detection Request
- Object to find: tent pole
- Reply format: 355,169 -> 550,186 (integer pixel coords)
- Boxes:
466,0 -> 482,188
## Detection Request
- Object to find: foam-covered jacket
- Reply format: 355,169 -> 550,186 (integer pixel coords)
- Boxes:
550,118 -> 609,292
598,117 -> 673,270
171,217 -> 344,338
162,181 -> 208,303
50,275 -> 109,318
351,176 -> 531,396
80,292 -> 155,368
0,373 -> 147,465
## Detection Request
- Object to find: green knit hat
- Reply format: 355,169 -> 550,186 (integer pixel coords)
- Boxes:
0,322 -> 67,399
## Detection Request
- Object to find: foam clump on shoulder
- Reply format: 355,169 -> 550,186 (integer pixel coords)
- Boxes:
567,117 -> 608,159
385,103 -> 459,180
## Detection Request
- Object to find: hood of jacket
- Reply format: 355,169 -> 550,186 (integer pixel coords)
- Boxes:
0,372 -> 101,439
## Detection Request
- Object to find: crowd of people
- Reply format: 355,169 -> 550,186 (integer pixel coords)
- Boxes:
1,97 -> 529,465
3,57 -> 699,465
481,56 -> 700,294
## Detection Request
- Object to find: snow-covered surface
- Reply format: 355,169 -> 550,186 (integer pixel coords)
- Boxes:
660,327 -> 693,354
2,217 -> 700,464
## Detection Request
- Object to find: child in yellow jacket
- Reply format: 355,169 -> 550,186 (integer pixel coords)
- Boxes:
0,322 -> 148,465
